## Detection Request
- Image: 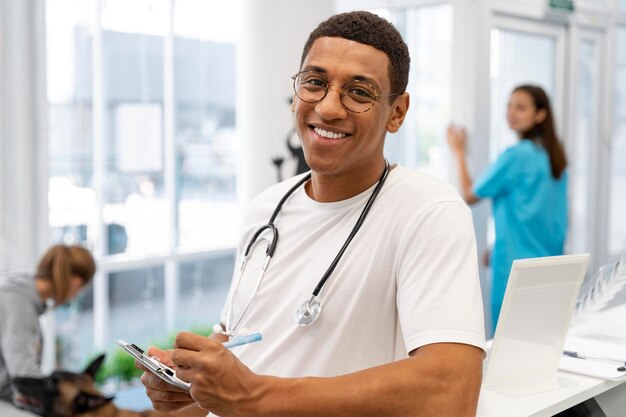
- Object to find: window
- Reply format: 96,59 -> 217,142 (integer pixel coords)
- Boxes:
376,5 -> 453,177
46,0 -> 241,369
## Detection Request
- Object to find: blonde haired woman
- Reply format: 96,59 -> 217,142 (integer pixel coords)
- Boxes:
0,244 -> 96,401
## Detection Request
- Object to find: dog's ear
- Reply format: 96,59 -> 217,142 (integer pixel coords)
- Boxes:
74,392 -> 113,413
83,354 -> 106,378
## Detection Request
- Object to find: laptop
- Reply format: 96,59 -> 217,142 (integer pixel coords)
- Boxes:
484,254 -> 590,396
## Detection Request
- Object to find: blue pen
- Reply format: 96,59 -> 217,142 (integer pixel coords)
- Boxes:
223,332 -> 263,349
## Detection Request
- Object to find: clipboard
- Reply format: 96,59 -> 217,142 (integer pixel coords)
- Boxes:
113,339 -> 191,391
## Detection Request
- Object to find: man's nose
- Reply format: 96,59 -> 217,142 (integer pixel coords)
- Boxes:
315,84 -> 347,119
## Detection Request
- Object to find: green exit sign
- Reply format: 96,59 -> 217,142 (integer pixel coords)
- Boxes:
549,0 -> 575,12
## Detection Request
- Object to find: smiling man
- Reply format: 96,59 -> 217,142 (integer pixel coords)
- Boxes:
138,11 -> 486,417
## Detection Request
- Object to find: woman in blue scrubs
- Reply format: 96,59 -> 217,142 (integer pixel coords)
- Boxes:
447,85 -> 568,333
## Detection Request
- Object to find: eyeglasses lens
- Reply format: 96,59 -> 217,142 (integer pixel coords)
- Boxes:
292,71 -> 378,113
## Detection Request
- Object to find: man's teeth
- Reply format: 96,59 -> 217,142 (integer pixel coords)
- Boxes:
314,127 -> 347,139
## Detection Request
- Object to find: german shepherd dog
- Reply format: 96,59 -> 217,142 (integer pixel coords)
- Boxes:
10,354 -> 163,417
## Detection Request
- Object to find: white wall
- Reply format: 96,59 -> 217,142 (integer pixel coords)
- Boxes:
0,0 -> 49,270
236,0 -> 335,203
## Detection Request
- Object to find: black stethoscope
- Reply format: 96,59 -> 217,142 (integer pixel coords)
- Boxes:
216,160 -> 390,337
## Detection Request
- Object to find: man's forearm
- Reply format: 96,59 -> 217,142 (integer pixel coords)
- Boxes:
247,343 -> 484,417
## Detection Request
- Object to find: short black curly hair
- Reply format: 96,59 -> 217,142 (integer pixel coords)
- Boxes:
300,11 -> 410,98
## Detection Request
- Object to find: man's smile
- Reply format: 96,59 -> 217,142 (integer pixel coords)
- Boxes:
312,126 -> 350,140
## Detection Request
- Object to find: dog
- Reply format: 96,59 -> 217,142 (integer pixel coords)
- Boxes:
10,354 -> 164,417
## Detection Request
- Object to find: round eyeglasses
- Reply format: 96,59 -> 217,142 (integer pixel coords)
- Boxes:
291,70 -> 399,113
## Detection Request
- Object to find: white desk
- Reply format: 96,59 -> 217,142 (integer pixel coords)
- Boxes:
478,372 -> 625,417
477,304 -> 626,417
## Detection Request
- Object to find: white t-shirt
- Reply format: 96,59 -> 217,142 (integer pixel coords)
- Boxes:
220,164 -> 485,378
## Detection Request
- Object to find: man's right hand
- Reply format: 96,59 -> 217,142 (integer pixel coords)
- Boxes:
137,346 -> 199,414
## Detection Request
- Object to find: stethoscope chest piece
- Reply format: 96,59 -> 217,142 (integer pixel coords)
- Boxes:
295,296 -> 321,326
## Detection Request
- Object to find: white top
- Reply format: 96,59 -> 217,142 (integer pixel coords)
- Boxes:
220,164 -> 485,380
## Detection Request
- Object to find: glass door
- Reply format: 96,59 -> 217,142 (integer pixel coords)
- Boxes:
569,28 -> 605,262
489,17 -> 565,161
486,17 -> 566,250
480,17 -> 566,335
609,27 -> 626,259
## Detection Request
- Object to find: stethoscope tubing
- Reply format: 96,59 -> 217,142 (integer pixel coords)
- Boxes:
243,174 -> 311,258
224,160 -> 389,333
311,160 -> 389,296
225,174 -> 311,335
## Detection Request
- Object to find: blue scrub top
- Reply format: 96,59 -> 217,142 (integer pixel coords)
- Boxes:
474,139 -> 568,326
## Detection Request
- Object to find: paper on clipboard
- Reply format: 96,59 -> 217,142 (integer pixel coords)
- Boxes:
559,336 -> 626,381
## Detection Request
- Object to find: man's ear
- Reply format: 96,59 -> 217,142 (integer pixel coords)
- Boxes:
290,95 -> 296,112
386,93 -> 410,133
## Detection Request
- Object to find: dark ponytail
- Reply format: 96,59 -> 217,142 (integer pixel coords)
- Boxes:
513,85 -> 568,179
